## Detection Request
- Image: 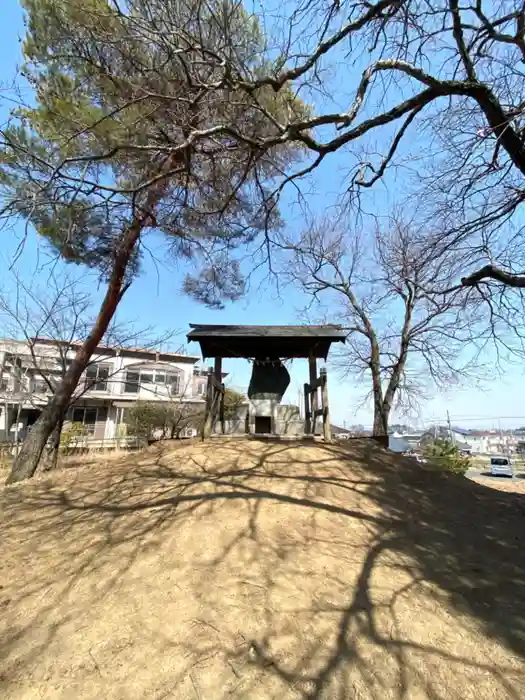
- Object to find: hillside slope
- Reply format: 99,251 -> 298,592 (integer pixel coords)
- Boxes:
1,439 -> 524,699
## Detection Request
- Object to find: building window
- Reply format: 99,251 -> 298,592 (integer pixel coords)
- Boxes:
85,364 -> 110,391
124,368 -> 181,394
71,406 -> 108,436
72,407 -> 98,435
124,371 -> 140,393
167,373 -> 180,395
33,378 -> 50,394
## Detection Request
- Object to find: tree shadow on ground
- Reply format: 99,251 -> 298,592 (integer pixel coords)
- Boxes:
0,438 -> 524,699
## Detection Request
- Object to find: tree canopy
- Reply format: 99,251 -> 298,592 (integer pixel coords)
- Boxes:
5,0 -> 525,293
1,0 -> 307,302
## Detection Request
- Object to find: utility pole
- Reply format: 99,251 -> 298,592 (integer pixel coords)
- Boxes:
447,411 -> 455,444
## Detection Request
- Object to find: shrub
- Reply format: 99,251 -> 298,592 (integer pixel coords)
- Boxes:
423,439 -> 470,476
125,389 -> 245,441
126,401 -> 205,439
223,388 -> 245,419
126,402 -> 168,439
60,421 -> 88,453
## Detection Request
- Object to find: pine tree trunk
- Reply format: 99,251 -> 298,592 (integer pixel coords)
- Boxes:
41,415 -> 64,472
5,218 -> 144,485
5,153 -> 178,484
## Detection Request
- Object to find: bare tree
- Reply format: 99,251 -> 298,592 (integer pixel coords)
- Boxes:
123,369 -> 206,442
261,0 -> 525,292
123,372 -> 244,440
285,215 -> 485,436
0,269 -> 178,469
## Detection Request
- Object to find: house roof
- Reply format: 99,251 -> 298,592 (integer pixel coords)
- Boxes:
29,337 -> 200,363
187,324 -> 346,359
450,427 -> 471,436
331,425 -> 353,434
456,441 -> 472,450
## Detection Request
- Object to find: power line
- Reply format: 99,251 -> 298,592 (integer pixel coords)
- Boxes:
424,415 -> 525,423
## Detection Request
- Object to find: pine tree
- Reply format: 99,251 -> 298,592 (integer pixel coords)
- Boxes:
1,0 -> 305,482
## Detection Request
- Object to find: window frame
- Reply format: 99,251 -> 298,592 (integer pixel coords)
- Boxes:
85,363 -> 111,391
154,372 -> 166,385
166,373 -> 181,395
32,378 -> 49,394
123,367 -> 182,394
72,406 -> 98,436
124,370 -> 140,394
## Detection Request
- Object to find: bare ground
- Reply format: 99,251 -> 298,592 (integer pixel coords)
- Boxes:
469,475 -> 525,494
1,438 -> 524,700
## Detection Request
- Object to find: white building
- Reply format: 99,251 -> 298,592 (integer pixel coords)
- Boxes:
388,431 -> 426,453
388,425 -> 525,456
460,431 -> 523,455
389,427 -> 473,454
0,337 -> 211,443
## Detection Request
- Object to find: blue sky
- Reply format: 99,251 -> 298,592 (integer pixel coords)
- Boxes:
1,0 -> 524,430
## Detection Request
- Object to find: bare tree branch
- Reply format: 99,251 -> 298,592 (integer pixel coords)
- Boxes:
283,213 -> 489,435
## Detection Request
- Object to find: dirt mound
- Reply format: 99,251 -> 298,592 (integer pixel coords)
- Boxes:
1,439 -> 524,699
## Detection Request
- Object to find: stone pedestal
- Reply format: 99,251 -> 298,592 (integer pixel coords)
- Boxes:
248,400 -> 301,435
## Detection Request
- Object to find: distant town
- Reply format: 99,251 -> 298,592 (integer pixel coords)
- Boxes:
333,424 -> 525,456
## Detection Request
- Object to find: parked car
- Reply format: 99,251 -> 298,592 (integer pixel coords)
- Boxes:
490,456 -> 513,478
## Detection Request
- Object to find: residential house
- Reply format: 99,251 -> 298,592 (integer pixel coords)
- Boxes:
389,425 -> 523,456
459,429 -> 523,455
389,426 -> 470,454
388,431 -> 426,453
332,425 -> 357,439
419,426 -> 472,449
0,337 -> 213,443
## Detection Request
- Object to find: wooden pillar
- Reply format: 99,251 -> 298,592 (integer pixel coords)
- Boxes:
201,366 -> 214,440
219,382 -> 225,434
308,351 -> 318,435
214,356 -> 222,384
245,402 -> 251,434
213,357 -> 222,432
320,367 -> 331,442
304,382 -> 311,435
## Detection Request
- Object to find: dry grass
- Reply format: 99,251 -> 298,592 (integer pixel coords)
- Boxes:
469,476 -> 525,494
0,446 -> 137,482
1,438 -> 524,700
